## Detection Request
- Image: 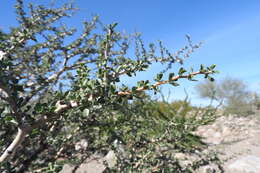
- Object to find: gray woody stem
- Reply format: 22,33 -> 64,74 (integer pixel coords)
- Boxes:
0,127 -> 29,162
0,101 -> 78,163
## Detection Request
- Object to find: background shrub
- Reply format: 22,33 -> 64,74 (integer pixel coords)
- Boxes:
196,77 -> 254,116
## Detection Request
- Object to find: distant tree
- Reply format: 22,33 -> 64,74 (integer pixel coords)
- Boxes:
195,78 -> 218,101
195,77 -> 253,115
251,92 -> 260,111
0,0 -> 218,172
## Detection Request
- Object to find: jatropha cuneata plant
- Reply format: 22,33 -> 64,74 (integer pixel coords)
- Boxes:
0,0 -> 218,172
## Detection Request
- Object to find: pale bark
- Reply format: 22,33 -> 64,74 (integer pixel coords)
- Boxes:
0,126 -> 29,162
0,100 -> 78,163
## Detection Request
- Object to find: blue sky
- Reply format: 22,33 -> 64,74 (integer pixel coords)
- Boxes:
1,0 -> 260,105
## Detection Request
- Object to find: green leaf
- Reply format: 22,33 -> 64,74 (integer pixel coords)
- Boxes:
132,86 -> 138,92
144,80 -> 149,85
2,107 -> 11,115
126,72 -> 132,77
214,70 -> 220,74
168,73 -> 175,81
4,116 -> 13,122
178,67 -> 186,75
141,64 -> 149,69
137,80 -> 144,87
121,85 -> 129,91
154,73 -> 163,81
200,64 -> 204,71
209,64 -> 216,70
110,22 -> 118,29
169,81 -> 179,86
83,79 -> 88,86
208,76 -> 215,82
188,74 -> 198,81
31,129 -> 39,136
109,85 -> 116,94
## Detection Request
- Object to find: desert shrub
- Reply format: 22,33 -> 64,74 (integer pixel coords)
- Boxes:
170,100 -> 194,115
0,0 -> 219,172
143,99 -> 193,120
196,77 -> 253,116
104,97 -> 222,172
252,92 -> 260,111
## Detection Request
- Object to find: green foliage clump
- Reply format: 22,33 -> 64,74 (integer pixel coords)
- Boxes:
0,0 -> 219,172
104,98 -> 222,172
144,99 -> 193,120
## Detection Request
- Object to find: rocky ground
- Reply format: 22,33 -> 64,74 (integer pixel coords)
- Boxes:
60,113 -> 260,173
195,113 -> 260,173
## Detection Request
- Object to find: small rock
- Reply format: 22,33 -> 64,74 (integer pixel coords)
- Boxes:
104,150 -> 117,168
77,161 -> 105,173
227,155 -> 260,173
59,164 -> 75,173
174,153 -> 186,160
198,164 -> 220,173
75,139 -> 88,151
